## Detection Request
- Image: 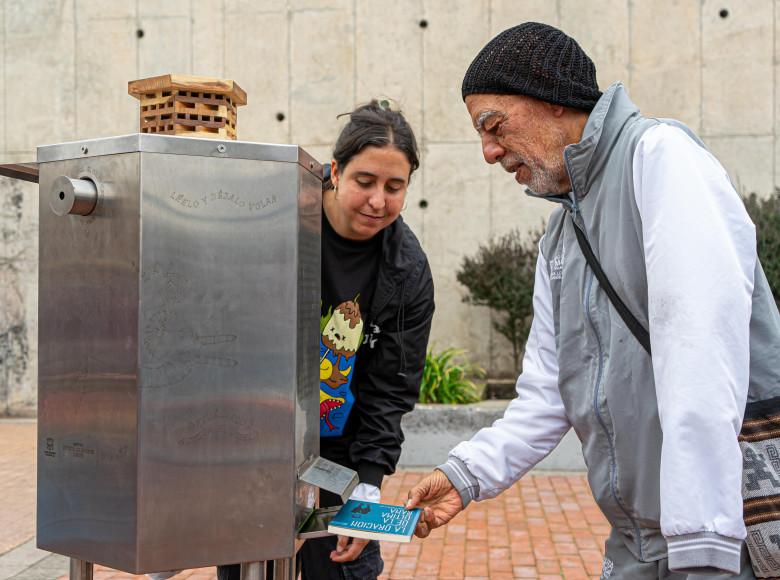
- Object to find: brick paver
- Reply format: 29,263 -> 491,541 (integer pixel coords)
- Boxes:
1,420 -> 609,579
0,420 -> 37,556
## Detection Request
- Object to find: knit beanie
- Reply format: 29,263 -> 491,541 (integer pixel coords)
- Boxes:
462,22 -> 602,111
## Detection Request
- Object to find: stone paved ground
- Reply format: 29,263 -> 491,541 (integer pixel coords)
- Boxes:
1,420 -> 609,579
0,420 -> 37,557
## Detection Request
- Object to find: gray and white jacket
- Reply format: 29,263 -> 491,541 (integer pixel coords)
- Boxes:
440,83 -> 780,575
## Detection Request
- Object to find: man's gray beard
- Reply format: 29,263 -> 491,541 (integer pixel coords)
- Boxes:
526,157 -> 567,195
501,151 -> 567,195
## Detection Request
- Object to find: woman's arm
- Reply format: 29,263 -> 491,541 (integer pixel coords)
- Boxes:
348,257 -> 435,486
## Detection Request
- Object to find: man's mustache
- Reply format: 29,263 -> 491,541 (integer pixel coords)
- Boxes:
500,153 -> 524,173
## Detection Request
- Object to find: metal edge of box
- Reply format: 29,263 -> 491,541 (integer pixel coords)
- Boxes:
297,147 -> 323,180
37,133 -> 308,165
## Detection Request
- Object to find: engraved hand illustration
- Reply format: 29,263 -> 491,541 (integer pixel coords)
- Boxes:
175,407 -> 259,446
140,266 -> 238,389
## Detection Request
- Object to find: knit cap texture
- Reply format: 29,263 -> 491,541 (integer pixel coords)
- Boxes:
462,22 -> 602,111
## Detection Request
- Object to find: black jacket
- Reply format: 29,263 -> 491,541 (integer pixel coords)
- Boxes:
320,215 -> 434,488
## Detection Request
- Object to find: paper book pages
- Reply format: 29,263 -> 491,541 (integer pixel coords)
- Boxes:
327,500 -> 421,543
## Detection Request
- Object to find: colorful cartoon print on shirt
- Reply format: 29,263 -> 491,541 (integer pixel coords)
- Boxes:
320,300 -> 363,436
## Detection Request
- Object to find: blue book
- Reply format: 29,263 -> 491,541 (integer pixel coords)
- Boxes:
327,500 -> 422,543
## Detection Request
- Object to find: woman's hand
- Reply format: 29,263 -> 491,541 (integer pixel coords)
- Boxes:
405,470 -> 464,538
330,535 -> 369,563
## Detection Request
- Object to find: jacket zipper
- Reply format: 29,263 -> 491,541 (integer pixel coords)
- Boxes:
565,155 -> 644,559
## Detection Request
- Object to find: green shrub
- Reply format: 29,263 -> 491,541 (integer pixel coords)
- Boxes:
456,227 -> 542,373
744,191 -> 780,308
419,348 -> 484,404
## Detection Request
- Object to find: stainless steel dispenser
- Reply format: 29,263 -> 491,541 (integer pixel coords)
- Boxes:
18,133 -> 356,577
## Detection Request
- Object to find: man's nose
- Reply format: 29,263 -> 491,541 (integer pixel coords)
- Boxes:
481,135 -> 504,164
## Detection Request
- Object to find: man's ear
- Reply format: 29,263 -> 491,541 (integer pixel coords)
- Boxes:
549,104 -> 566,118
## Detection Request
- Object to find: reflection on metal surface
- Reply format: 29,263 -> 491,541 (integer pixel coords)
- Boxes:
39,152 -> 141,571
0,162 -> 38,183
240,561 -> 266,580
140,264 -> 238,389
37,136 -> 323,573
50,175 -> 98,216
175,408 -> 260,446
297,506 -> 340,540
69,558 -> 93,580
272,558 -> 295,580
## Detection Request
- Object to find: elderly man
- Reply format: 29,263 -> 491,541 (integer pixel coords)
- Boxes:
406,22 -> 780,579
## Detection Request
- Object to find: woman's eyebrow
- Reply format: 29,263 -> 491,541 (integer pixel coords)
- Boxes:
354,171 -> 407,183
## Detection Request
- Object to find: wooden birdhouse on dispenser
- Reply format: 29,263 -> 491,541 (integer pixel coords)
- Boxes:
128,74 -> 247,140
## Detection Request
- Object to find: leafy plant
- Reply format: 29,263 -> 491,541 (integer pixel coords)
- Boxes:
419,348 -> 484,404
744,191 -> 780,308
456,227 -> 543,373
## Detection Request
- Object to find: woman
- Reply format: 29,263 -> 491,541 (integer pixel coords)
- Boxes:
219,101 -> 434,580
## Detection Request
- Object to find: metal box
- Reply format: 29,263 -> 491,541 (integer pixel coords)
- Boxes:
36,135 -> 323,573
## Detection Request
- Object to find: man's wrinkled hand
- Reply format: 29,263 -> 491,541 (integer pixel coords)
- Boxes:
330,535 -> 369,563
405,470 -> 464,538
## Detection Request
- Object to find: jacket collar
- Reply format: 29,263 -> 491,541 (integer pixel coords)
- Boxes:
380,215 -> 416,278
369,215 -> 420,317
565,82 -> 640,198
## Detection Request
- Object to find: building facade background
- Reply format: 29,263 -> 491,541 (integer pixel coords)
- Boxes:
1,0 -> 776,414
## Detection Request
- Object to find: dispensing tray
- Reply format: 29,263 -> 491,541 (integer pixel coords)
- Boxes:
296,456 -> 359,539
298,456 -> 359,503
297,506 -> 341,540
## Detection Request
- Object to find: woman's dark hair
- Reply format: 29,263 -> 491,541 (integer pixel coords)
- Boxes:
323,100 -> 419,191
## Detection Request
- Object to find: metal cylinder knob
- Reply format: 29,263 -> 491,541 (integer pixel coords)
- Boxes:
50,175 -> 98,216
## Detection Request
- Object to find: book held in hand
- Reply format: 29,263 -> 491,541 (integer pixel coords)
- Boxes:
327,499 -> 422,543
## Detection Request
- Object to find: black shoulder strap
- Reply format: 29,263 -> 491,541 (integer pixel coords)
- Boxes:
570,213 -> 652,355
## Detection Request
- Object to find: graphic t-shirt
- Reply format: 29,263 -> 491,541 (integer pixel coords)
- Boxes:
320,212 -> 382,438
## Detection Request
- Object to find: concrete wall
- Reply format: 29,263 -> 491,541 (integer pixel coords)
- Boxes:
399,400 -> 586,471
1,0 -> 778,414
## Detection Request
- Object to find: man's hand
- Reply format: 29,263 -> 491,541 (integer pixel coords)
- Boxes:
405,470 -> 465,538
330,535 -> 369,563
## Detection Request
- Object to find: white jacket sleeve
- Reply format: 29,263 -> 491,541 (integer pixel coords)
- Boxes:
633,124 -> 755,574
349,482 -> 381,503
439,242 -> 570,504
